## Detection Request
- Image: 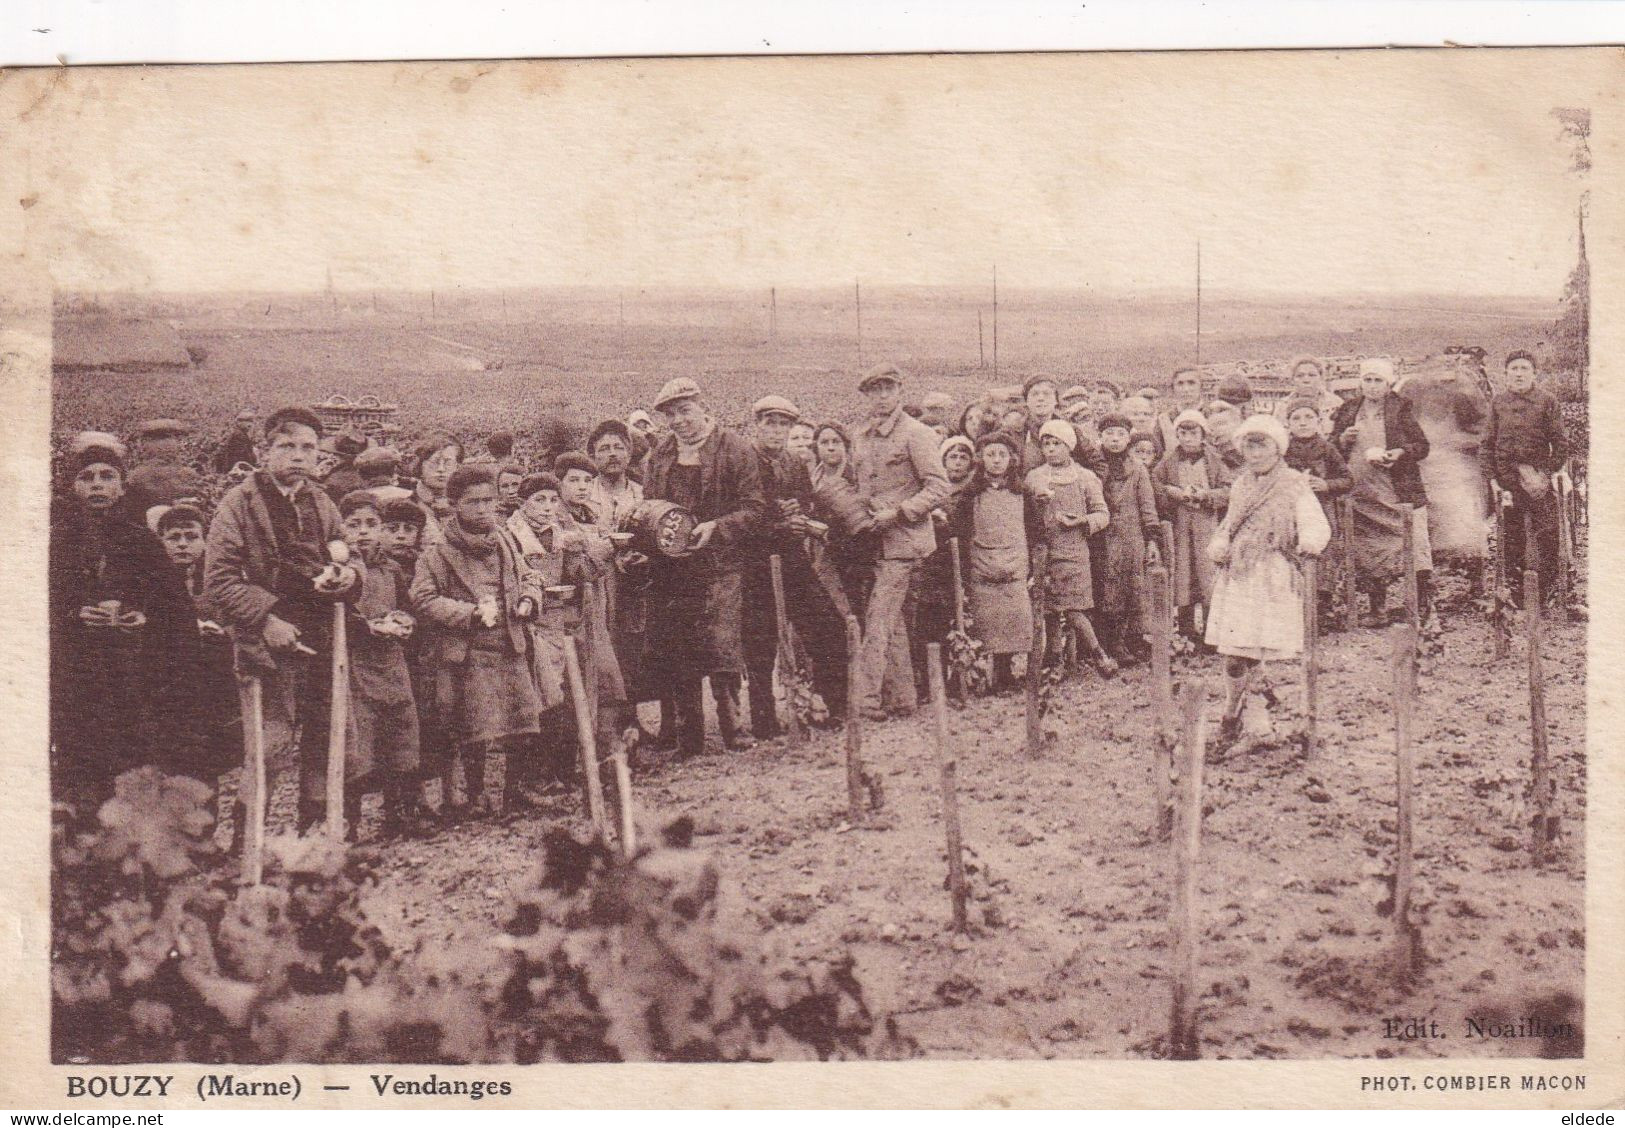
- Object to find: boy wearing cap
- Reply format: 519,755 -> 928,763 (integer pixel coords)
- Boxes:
1152,410 -> 1233,646
154,503 -> 243,791
1330,358 -> 1433,627
1282,396 -> 1352,627
850,364 -> 951,720
204,406 -> 362,831
642,377 -> 765,755
214,409 -> 259,475
125,418 -> 204,517
742,396 -> 849,736
1485,350 -> 1571,610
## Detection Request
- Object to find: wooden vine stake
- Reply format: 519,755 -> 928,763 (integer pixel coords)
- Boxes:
326,602 -> 350,841
1026,536 -> 1048,759
1399,502 -> 1420,638
238,676 -> 267,886
1525,566 -> 1555,863
927,643 -> 970,932
1390,625 -> 1421,981
563,636 -> 607,838
950,536 -> 967,636
610,738 -> 637,859
1302,557 -> 1319,756
1491,489 -> 1511,660
1168,680 -> 1206,1060
1147,562 -> 1175,839
769,554 -> 807,744
1339,495 -> 1358,630
843,615 -> 866,821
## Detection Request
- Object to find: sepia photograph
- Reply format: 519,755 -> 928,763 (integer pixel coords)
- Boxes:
1,45 -> 1617,1107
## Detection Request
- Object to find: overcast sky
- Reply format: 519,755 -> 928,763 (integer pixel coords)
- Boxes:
16,49 -> 1600,298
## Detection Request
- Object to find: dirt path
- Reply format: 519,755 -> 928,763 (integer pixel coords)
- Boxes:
360,609 -> 1585,1060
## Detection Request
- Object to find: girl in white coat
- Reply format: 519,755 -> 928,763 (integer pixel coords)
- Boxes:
1204,415 -> 1330,746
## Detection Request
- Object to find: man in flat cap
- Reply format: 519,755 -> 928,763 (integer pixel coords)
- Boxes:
741,395 -> 848,738
920,392 -> 955,438
850,363 -> 950,720
641,377 -> 765,757
214,408 -> 259,476
125,417 -> 204,519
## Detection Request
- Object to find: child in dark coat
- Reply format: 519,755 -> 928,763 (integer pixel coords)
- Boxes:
1282,396 -> 1353,626
339,491 -> 424,838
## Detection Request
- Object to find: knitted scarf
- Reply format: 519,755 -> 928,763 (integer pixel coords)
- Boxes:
442,513 -> 499,559
1221,458 -> 1304,573
675,419 -> 716,466
1101,447 -> 1132,483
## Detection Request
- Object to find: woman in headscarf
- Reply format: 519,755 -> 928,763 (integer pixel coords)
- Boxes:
1024,419 -> 1116,675
1272,356 -> 1343,436
50,437 -> 200,813
1152,409 -> 1234,647
1329,358 -> 1433,627
1204,415 -> 1330,749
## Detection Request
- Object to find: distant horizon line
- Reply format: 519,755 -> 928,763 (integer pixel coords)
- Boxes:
54,284 -> 1563,306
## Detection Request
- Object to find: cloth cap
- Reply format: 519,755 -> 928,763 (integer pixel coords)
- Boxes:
627,409 -> 655,430
1233,414 -> 1290,454
1216,376 -> 1253,405
1021,374 -> 1060,398
653,377 -> 703,411
975,429 -> 1022,455
332,428 -> 368,458
1038,418 -> 1079,452
1359,357 -> 1397,383
1097,412 -> 1133,434
64,440 -> 126,480
68,430 -> 128,460
940,434 -> 975,461
1060,384 -> 1091,403
1173,409 -> 1209,433
235,408 -> 256,423
752,394 -> 801,421
1283,395 -> 1322,420
553,451 -> 598,479
134,418 -> 190,440
355,446 -> 400,473
858,363 -> 904,392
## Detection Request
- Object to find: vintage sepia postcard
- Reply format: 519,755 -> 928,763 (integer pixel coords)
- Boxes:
0,46 -> 1620,1109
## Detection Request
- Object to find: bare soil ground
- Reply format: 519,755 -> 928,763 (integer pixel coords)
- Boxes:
356,604 -> 1584,1061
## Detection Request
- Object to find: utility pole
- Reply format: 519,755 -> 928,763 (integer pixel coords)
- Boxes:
992,265 -> 999,379
1195,241 -> 1202,365
978,310 -> 985,368
855,279 -> 863,367
770,286 -> 777,342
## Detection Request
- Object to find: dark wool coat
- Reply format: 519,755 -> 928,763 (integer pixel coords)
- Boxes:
50,506 -> 201,799
1329,393 -> 1431,508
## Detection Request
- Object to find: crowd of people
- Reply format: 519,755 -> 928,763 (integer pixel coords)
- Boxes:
49,350 -> 1578,840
